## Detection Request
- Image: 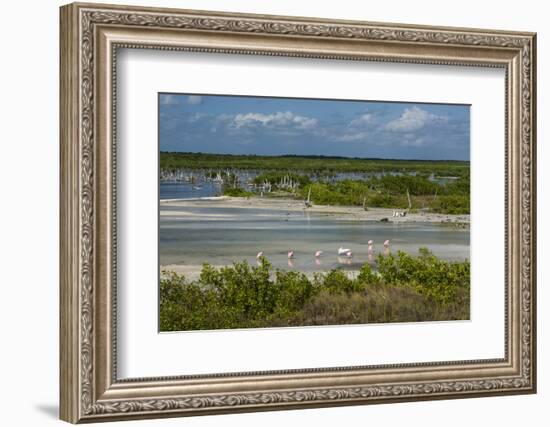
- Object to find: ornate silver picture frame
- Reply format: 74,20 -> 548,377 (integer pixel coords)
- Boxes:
60,2 -> 536,423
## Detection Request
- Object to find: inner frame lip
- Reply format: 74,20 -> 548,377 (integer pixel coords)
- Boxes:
109,42 -> 510,384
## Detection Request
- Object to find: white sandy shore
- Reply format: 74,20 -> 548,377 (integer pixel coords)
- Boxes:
160,264 -> 225,281
160,264 -> 360,281
160,196 -> 470,225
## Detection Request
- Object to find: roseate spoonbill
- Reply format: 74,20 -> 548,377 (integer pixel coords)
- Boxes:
314,250 -> 323,257
367,240 -> 374,252
287,250 -> 295,259
383,240 -> 391,256
338,247 -> 353,257
256,251 -> 264,259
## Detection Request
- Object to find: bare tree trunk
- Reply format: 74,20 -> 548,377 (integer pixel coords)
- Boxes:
406,188 -> 412,210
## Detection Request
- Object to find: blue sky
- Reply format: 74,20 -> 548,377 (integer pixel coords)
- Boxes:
159,93 -> 470,160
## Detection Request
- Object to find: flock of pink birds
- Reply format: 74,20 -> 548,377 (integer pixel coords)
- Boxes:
255,240 -> 390,260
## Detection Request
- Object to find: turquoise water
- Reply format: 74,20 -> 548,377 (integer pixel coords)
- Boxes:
159,201 -> 470,274
160,181 -> 221,199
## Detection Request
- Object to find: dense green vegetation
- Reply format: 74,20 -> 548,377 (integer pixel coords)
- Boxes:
161,152 -> 470,214
161,152 -> 469,176
300,175 -> 470,214
222,187 -> 254,197
160,249 -> 470,331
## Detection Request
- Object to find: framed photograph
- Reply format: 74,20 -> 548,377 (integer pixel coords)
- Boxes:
60,2 -> 537,423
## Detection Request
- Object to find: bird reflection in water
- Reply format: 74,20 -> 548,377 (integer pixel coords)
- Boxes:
337,256 -> 353,265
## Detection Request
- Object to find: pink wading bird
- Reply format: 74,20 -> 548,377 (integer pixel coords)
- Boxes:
383,239 -> 391,255
367,240 -> 374,252
337,246 -> 353,257
287,250 -> 295,268
314,250 -> 323,266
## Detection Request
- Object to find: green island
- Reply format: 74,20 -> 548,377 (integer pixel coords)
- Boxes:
160,248 -> 470,331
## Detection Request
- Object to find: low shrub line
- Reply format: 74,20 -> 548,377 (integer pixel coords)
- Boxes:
160,248 -> 470,331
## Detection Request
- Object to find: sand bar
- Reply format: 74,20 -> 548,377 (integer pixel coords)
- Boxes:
160,196 -> 470,225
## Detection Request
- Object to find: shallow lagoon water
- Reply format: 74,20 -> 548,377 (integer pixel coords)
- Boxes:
160,200 -> 470,275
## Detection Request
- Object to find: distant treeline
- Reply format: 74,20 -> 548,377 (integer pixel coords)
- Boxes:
160,152 -> 470,176
160,248 -> 470,332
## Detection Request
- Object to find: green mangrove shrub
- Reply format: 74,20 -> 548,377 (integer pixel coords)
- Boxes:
160,248 -> 470,331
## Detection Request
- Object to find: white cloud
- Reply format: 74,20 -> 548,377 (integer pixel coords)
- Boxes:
401,136 -> 428,147
160,94 -> 203,106
350,113 -> 373,127
231,111 -> 318,130
187,95 -> 203,105
160,94 -> 178,106
384,106 -> 448,132
335,131 -> 369,142
187,112 -> 206,123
